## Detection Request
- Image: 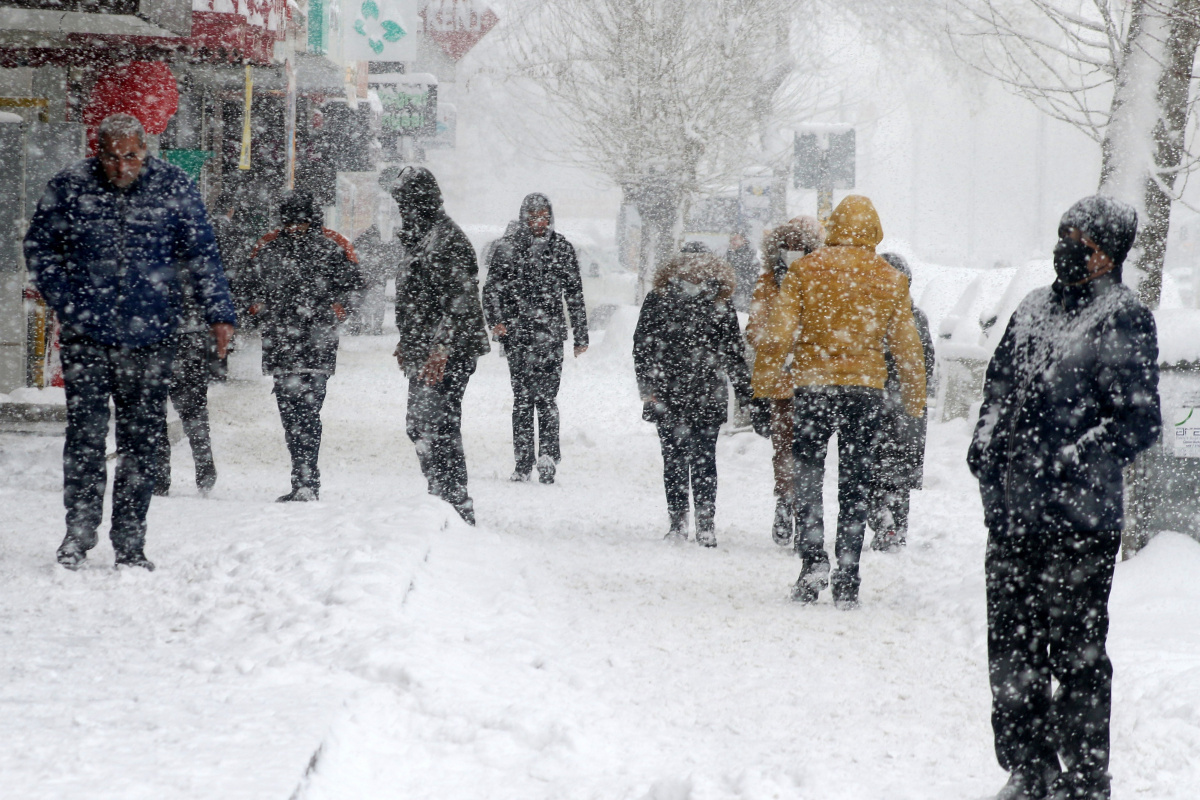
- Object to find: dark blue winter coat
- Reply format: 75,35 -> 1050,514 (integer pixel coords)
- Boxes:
968,273 -> 1161,534
24,156 -> 237,348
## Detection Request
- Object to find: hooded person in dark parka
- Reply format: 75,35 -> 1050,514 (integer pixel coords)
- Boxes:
390,167 -> 490,525
483,193 -> 588,484
968,195 -> 1161,800
633,252 -> 762,547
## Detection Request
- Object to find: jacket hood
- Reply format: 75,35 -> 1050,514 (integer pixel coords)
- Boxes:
518,193 -> 555,239
279,190 -> 322,227
652,252 -> 736,302
1058,194 -> 1138,267
391,166 -> 444,219
825,195 -> 883,249
764,216 -> 826,281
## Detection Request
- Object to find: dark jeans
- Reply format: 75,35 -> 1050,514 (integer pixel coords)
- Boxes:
60,331 -> 174,556
792,386 -> 885,587
274,373 -> 329,492
406,357 -> 475,507
153,331 -> 215,489
986,528 -> 1120,798
656,416 -> 720,523
506,340 -> 563,474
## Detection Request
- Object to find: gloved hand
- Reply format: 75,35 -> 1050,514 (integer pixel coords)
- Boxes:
748,398 -> 771,438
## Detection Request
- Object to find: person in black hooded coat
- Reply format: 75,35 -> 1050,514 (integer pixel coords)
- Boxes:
244,191 -> 362,502
968,195 -> 1160,800
483,193 -> 588,483
633,251 -> 761,547
390,167 -> 490,525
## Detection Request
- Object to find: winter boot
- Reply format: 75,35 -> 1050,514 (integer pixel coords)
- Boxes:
771,498 -> 794,546
790,557 -> 830,603
870,529 -> 905,553
664,512 -> 688,543
831,568 -> 861,610
694,507 -> 717,548
510,470 -> 531,482
196,459 -> 217,494
452,498 -> 476,526
995,764 -> 1062,800
114,550 -> 156,572
536,454 -> 557,485
56,528 -> 96,570
277,487 -> 319,502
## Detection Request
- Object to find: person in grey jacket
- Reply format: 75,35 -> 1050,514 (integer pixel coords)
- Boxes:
483,193 -> 588,484
390,167 -> 490,524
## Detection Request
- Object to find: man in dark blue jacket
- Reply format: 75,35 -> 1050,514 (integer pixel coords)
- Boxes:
25,113 -> 237,571
968,196 -> 1160,800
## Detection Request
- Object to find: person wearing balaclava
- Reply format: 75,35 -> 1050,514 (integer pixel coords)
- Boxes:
866,252 -> 935,554
482,193 -> 589,484
754,197 -> 927,609
633,251 -> 758,547
746,217 -> 825,548
968,195 -> 1161,800
390,167 -> 490,524
244,190 -> 362,502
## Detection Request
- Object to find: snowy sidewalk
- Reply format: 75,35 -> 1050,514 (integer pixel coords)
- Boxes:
2,334 -> 1198,799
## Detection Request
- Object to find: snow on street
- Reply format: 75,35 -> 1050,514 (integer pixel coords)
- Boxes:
2,329 -> 1199,799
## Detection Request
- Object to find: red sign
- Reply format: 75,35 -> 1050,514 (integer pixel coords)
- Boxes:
421,0 -> 498,61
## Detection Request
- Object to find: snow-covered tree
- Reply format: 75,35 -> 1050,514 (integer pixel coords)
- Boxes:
954,0 -> 1200,307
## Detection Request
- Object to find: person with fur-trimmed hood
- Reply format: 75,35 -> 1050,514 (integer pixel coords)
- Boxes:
483,193 -> 588,484
633,251 -> 761,547
390,167 -> 490,525
747,216 -> 826,547
244,190 -> 363,502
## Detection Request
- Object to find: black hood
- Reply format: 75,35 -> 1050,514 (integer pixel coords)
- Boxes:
391,167 -> 445,240
280,190 -> 321,228
1058,194 -> 1138,268
517,192 -> 554,239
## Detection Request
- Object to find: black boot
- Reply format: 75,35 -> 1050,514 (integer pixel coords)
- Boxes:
831,568 -> 861,610
695,506 -> 717,548
665,511 -> 688,542
791,555 -> 830,603
771,498 -> 794,546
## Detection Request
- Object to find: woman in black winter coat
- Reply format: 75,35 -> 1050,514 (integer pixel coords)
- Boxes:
633,252 -> 757,547
869,252 -> 936,552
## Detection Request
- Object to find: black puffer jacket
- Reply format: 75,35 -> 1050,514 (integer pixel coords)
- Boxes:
633,252 -> 753,425
968,272 -> 1160,534
245,226 -> 361,375
391,167 -> 490,371
482,193 -> 588,350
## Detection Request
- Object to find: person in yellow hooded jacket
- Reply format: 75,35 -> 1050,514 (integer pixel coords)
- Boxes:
753,195 -> 926,608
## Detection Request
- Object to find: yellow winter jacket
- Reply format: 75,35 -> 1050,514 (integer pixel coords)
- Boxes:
751,195 -> 927,416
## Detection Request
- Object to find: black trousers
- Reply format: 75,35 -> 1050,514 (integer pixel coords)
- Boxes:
153,331 -> 215,489
274,373 -> 328,492
406,357 -> 475,507
791,386 -> 885,584
986,528 -> 1120,798
656,416 -> 720,523
60,331 -> 174,556
505,340 -> 563,474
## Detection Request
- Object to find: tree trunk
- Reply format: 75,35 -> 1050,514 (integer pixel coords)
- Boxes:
1099,0 -> 1200,309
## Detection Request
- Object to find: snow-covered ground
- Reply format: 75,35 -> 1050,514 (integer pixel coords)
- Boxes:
2,326 -> 1199,800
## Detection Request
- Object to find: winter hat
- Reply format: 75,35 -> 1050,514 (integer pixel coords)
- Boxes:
1058,195 -> 1138,266
880,252 -> 911,281
653,252 -> 736,301
279,191 -> 320,227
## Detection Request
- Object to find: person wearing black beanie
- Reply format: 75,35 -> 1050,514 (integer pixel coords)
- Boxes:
968,196 -> 1161,800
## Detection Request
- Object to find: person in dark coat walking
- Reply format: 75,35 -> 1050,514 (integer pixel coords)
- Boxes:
483,193 -> 588,484
24,113 -> 237,570
633,251 -> 764,547
726,230 -> 761,312
349,224 -> 400,336
390,167 -> 490,525
244,191 -> 362,502
151,267 -> 220,497
868,252 -> 935,552
968,196 -> 1161,800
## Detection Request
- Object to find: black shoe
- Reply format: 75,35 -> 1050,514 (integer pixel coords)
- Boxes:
771,500 -> 794,546
870,529 -> 905,553
791,559 -> 830,603
56,539 -> 88,570
196,460 -> 217,493
695,509 -> 717,548
664,513 -> 688,543
831,568 -> 861,609
453,498 -> 476,526
114,551 -> 156,571
996,765 -> 1061,800
510,470 -> 531,482
277,487 -> 318,502
537,455 -> 556,484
